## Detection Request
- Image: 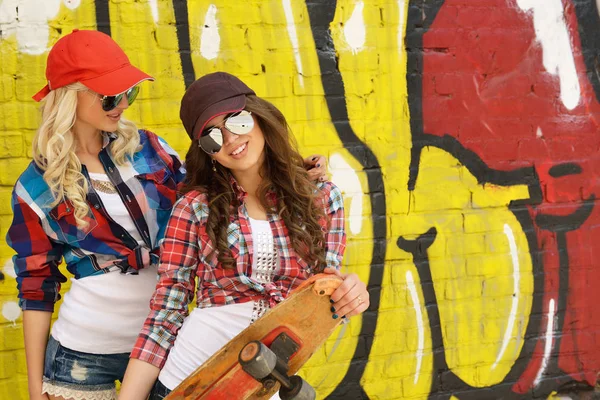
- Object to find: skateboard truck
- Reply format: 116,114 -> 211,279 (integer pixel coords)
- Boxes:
239,338 -> 316,400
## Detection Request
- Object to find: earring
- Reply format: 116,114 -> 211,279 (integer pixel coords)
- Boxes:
212,159 -> 217,172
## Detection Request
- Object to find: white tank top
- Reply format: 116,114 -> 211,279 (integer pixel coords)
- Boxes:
51,172 -> 158,354
158,217 -> 280,390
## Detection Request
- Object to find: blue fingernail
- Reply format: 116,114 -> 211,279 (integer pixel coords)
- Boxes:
312,157 -> 317,161
316,163 -> 321,167
332,314 -> 339,319
330,299 -> 334,303
330,306 -> 336,312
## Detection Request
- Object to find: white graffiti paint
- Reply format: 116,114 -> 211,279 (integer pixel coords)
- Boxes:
492,224 -> 520,370
200,4 -> 220,60
534,298 -> 556,386
406,271 -> 424,384
343,1 -> 365,54
3,258 -> 16,279
328,153 -> 363,235
517,0 -> 580,110
149,0 -> 159,23
397,0 -> 406,57
536,127 -> 543,138
0,0 -> 80,55
62,0 -> 79,9
2,301 -> 21,323
282,0 -> 304,87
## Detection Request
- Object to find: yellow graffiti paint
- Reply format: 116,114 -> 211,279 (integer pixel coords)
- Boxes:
328,0 -> 536,397
0,3 -> 98,397
105,0 -> 189,156
414,147 -> 533,387
0,0 -> 543,398
327,0 -> 437,398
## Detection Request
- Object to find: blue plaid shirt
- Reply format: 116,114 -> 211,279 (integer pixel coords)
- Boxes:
6,130 -> 185,312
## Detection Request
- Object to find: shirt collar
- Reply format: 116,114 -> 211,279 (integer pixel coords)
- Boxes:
227,174 -> 276,205
101,131 -> 118,148
228,174 -> 247,203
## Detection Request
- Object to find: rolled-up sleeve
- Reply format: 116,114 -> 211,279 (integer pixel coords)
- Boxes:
321,182 -> 346,270
6,191 -> 66,312
131,195 -> 201,368
157,135 -> 186,186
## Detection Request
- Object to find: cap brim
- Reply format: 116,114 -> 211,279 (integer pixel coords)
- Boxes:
192,95 -> 247,140
80,64 -> 154,96
33,85 -> 51,102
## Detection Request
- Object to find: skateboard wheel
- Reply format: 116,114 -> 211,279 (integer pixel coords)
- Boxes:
279,376 -> 316,400
239,341 -> 277,379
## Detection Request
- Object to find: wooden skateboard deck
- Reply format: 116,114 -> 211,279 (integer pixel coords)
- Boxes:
165,273 -> 344,400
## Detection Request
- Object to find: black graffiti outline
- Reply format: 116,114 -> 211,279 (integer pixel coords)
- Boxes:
89,0 -> 596,397
547,163 -> 583,178
572,0 -> 600,104
94,0 -> 110,36
94,0 -> 194,88
172,0 -> 195,89
405,0 -> 549,396
305,1 -> 387,398
398,136 -> 572,400
405,0 -> 595,398
90,0 -> 385,398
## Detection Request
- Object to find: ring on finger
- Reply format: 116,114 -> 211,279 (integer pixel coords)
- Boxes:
357,296 -> 363,305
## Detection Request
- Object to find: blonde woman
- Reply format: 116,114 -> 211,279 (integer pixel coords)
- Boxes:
5,29 -> 185,400
7,30 -> 327,400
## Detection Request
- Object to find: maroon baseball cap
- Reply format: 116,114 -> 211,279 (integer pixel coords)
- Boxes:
33,29 -> 154,101
180,72 -> 256,141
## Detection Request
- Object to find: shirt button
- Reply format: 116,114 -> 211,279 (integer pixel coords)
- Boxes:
108,167 -> 114,173
94,204 -> 100,209
65,207 -> 71,212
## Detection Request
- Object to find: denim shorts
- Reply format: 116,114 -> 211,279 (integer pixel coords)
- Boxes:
42,336 -> 130,399
149,379 -> 172,400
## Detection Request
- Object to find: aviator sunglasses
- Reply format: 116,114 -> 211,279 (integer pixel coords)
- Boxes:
198,110 -> 254,154
92,85 -> 140,112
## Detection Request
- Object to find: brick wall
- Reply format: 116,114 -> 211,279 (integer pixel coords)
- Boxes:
0,1 -> 598,399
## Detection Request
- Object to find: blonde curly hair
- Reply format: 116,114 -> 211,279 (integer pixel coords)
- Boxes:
32,82 -> 140,228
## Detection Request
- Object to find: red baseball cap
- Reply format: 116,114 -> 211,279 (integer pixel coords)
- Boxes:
33,29 -> 154,102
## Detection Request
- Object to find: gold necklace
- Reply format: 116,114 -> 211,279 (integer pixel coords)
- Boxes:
91,178 -> 117,194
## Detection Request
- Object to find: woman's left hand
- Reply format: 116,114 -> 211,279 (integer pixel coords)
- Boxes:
304,154 -> 328,182
323,267 -> 369,319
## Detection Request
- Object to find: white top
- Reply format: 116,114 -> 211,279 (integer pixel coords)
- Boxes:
51,172 -> 158,354
159,217 -> 280,390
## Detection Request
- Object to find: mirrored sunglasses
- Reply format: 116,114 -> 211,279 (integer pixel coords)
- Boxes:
97,85 -> 140,112
198,110 -> 254,155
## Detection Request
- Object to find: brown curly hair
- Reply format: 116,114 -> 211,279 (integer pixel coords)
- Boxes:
181,95 -> 327,270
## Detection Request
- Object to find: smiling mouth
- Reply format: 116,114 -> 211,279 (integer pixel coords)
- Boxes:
107,113 -> 122,119
230,142 -> 247,156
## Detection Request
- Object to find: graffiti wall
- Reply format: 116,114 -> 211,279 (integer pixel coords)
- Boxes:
0,0 -> 599,398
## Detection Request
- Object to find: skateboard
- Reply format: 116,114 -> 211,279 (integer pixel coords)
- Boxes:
165,273 -> 344,400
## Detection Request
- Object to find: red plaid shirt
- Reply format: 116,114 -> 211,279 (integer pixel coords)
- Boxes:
131,179 -> 345,368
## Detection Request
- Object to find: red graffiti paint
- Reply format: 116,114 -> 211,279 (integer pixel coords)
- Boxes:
422,0 -> 600,391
